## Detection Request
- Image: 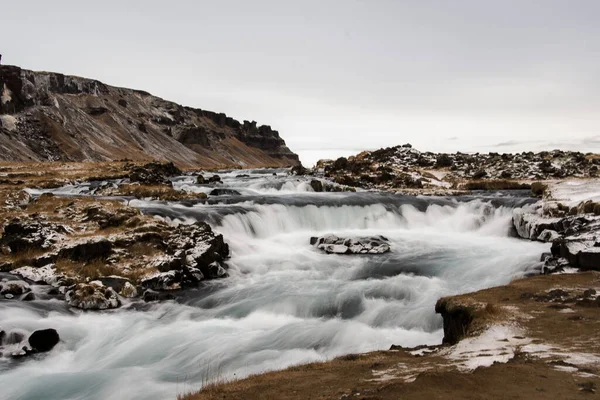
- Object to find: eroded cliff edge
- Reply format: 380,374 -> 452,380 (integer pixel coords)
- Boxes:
0,65 -> 299,168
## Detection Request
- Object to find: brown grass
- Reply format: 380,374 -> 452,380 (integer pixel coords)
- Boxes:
461,180 -> 531,191
109,184 -> 206,201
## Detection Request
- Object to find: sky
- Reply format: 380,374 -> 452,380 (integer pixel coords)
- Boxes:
3,0 -> 600,166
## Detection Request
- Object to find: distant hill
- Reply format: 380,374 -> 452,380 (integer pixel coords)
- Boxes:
0,65 -> 299,168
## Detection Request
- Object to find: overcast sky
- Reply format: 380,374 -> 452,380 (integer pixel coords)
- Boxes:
4,0 -> 600,165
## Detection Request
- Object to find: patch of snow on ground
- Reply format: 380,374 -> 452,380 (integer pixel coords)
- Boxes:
447,325 -> 530,371
550,179 -> 600,206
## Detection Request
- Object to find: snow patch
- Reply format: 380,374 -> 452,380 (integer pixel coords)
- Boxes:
447,325 -> 530,371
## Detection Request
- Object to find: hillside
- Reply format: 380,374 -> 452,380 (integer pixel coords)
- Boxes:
0,65 -> 299,168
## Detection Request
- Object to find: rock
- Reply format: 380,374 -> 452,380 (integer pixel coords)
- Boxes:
0,280 -> 31,296
21,292 -> 35,301
583,289 -> 597,298
537,229 -> 560,242
140,270 -> 182,291
65,283 -> 120,310
120,282 -> 138,298
96,275 -> 131,293
169,221 -> 229,281
310,179 -> 324,192
58,239 -> 112,262
311,235 -> 390,255
207,175 -> 222,184
435,298 -> 474,345
0,220 -> 71,253
11,264 -> 62,285
129,162 -> 181,185
142,289 -> 175,302
5,330 -> 26,345
28,329 -> 60,352
196,175 -> 206,184
209,188 -> 241,196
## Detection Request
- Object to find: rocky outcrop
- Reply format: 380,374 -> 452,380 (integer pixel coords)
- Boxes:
434,298 -> 475,345
310,235 -> 390,254
315,145 -> 598,191
0,65 -> 299,168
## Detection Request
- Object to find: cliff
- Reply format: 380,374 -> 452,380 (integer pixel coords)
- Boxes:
0,65 -> 299,168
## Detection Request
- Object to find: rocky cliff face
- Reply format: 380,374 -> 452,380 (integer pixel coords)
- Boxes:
0,65 -> 299,168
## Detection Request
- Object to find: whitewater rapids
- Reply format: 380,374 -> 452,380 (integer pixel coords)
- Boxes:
1,170 -> 546,400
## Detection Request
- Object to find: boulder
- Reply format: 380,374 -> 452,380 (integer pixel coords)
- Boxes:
209,188 -> 241,196
28,329 -> 60,352
207,175 -> 222,184
0,280 -> 31,297
128,162 -> 181,185
310,179 -> 324,192
65,282 -> 120,310
310,235 -> 390,255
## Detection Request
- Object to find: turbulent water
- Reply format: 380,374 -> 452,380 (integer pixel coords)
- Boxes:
1,170 -> 546,400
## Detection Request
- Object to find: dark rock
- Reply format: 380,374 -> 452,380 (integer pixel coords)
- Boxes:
435,299 -> 474,345
21,292 -> 35,301
143,289 -> 175,302
310,179 -> 324,192
28,329 -> 60,352
58,239 -> 112,262
0,220 -> 71,253
209,188 -> 241,196
196,175 -> 206,184
207,175 -> 222,184
128,162 -> 181,185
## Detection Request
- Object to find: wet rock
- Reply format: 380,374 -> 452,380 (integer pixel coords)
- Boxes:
310,235 -> 390,254
310,179 -> 324,192
196,175 -> 206,184
0,280 -> 31,297
142,289 -> 175,302
5,330 -> 26,345
140,270 -> 182,291
28,329 -> 60,352
65,282 -> 120,310
209,188 -> 241,196
207,175 -> 222,184
21,292 -> 36,301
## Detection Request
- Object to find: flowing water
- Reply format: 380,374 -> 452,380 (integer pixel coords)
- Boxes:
0,170 -> 546,400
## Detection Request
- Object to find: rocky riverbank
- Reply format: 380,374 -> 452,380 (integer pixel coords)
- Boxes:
305,144 -> 598,194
